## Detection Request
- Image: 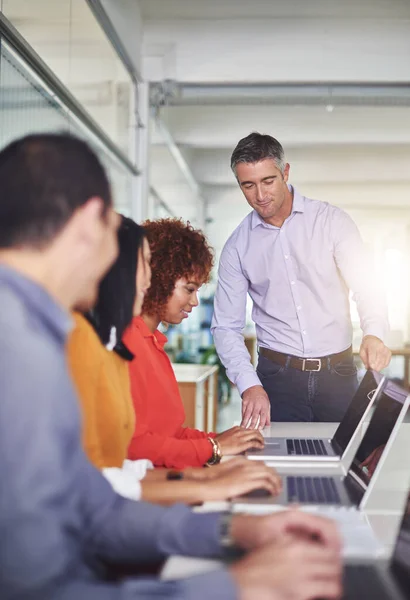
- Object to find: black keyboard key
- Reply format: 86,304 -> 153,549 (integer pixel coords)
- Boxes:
300,439 -> 308,454
329,478 -> 341,504
296,477 -> 306,502
288,438 -> 331,457
312,477 -> 326,503
318,440 -> 328,456
322,477 -> 334,503
318,476 -> 341,504
304,479 -> 311,501
307,439 -> 315,454
288,438 -> 330,457
288,476 -> 297,501
287,476 -> 342,504
313,439 -> 324,455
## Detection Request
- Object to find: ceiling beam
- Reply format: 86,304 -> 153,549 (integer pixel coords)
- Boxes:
150,82 -> 410,107
152,111 -> 205,204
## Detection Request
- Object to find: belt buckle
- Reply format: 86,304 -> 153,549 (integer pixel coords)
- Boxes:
302,358 -> 321,372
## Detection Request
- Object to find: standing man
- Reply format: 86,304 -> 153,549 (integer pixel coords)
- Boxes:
212,132 -> 391,428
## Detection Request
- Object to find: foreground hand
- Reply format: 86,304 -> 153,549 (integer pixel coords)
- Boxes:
241,385 -> 270,429
215,426 -> 265,455
203,462 -> 282,501
230,535 -> 342,600
359,335 -> 391,371
231,509 -> 342,553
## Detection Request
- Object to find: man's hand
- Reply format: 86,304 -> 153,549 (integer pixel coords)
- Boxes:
230,509 -> 341,553
214,426 -> 265,455
359,335 -> 391,371
230,535 -> 342,600
241,385 -> 271,429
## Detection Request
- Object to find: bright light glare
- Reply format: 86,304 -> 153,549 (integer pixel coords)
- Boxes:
384,248 -> 408,338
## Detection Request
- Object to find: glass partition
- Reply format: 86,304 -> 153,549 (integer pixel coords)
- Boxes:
0,38 -> 135,212
1,0 -> 136,160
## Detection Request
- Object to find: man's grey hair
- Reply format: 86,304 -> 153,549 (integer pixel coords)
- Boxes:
230,132 -> 286,175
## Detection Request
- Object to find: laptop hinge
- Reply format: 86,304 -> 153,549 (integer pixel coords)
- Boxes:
330,438 -> 343,457
344,471 -> 367,506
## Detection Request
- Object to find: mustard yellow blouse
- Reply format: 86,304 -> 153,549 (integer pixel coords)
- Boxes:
67,312 -> 135,469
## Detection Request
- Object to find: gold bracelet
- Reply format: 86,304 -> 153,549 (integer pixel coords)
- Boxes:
206,437 -> 222,466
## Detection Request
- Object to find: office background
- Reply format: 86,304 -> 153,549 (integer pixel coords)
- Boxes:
1,0 -> 410,399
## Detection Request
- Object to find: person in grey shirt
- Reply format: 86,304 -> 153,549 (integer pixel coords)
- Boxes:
0,133 -> 342,600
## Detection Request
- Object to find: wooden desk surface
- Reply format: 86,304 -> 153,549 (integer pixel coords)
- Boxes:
171,363 -> 218,383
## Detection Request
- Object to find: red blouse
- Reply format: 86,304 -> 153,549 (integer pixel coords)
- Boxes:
123,316 -> 214,468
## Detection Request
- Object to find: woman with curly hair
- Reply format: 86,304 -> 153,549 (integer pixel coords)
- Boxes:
123,218 -> 267,469
68,215 -> 281,502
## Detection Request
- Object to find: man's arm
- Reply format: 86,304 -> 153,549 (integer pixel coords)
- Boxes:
211,243 -> 270,428
0,324 -> 235,599
81,467 -> 229,562
332,208 -> 391,370
16,565 -> 236,600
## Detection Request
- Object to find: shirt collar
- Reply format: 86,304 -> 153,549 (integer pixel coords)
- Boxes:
132,315 -> 168,347
0,264 -> 72,341
251,184 -> 305,229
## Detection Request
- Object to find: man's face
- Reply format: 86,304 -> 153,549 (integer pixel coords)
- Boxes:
77,206 -> 120,310
235,159 -> 290,222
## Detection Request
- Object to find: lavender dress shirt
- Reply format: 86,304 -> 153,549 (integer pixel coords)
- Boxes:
211,186 -> 389,396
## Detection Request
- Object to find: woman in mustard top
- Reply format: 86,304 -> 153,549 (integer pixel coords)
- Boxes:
68,216 -> 281,504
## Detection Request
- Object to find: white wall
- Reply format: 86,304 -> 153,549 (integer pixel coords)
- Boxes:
143,18 -> 410,83
100,0 -> 144,76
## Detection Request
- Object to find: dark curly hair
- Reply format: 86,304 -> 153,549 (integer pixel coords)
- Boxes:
142,218 -> 214,318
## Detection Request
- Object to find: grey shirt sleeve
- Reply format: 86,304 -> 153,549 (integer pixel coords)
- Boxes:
29,568 -> 237,600
0,295 -> 237,600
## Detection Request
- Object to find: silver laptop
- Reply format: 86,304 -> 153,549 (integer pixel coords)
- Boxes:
343,488 -> 410,599
236,377 -> 410,511
247,369 -> 385,462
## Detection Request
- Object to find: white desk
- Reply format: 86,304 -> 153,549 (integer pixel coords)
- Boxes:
162,421 -> 410,581
171,364 -> 218,431
251,421 -> 410,547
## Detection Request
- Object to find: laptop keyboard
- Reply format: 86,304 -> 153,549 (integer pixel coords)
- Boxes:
287,476 -> 342,504
287,438 -> 329,456
343,565 -> 387,599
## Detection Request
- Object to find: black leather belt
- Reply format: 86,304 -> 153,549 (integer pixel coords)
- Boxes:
259,346 -> 353,372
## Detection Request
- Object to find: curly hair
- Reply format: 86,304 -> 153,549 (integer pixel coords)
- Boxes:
142,218 -> 214,318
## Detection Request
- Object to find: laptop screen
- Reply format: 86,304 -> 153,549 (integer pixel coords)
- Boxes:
391,487 -> 410,593
332,369 -> 384,455
348,378 -> 408,497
